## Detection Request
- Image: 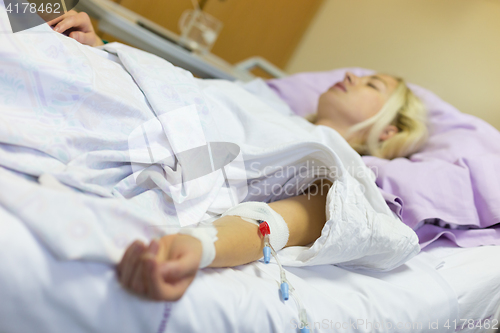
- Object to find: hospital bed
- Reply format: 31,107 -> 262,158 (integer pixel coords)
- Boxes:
0,3 -> 499,333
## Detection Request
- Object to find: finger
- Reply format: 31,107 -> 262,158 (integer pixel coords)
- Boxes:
69,31 -> 95,46
117,240 -> 140,277
52,15 -> 78,33
47,16 -> 64,27
148,239 -> 160,256
53,13 -> 91,34
118,240 -> 144,272
145,258 -> 161,300
130,241 -> 159,295
160,254 -> 199,283
120,241 -> 146,287
142,240 -> 160,298
130,256 -> 146,295
46,12 -> 71,27
161,275 -> 195,301
146,259 -> 194,301
46,10 -> 77,27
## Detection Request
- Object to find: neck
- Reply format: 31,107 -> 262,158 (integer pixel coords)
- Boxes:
314,118 -> 349,138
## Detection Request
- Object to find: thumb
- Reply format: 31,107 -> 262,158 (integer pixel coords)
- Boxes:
69,31 -> 95,46
159,254 -> 199,282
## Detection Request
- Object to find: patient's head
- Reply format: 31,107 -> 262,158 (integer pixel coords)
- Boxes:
313,72 -> 428,159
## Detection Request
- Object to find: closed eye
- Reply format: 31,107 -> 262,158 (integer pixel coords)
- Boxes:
368,82 -> 379,90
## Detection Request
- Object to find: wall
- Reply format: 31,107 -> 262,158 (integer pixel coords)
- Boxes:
113,0 -> 322,69
286,0 -> 500,130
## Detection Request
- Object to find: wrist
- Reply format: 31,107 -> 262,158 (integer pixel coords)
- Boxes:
209,216 -> 266,268
177,225 -> 218,268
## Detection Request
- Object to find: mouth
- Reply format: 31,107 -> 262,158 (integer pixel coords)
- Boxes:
331,82 -> 347,92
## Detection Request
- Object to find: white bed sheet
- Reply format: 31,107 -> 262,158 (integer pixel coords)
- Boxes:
422,239 -> 500,333
8,205 -> 500,333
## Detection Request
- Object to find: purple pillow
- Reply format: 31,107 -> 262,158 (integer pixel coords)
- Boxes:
266,68 -> 500,248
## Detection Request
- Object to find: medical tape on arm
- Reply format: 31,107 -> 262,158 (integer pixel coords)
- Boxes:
221,202 -> 289,251
222,202 -> 310,332
177,225 -> 218,269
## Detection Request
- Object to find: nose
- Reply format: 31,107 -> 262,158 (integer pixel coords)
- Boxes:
344,72 -> 358,85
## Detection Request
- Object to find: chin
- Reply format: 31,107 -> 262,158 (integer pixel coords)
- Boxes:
319,98 -> 347,117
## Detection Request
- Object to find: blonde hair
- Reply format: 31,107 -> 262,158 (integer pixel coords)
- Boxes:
310,77 -> 429,159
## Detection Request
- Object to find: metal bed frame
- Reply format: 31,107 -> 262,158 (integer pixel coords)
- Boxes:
75,0 -> 287,81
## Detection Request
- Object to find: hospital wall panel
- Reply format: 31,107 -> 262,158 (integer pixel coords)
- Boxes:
116,0 -> 323,69
118,0 -> 200,36
203,0 -> 324,68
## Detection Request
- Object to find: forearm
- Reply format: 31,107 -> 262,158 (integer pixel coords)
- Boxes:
208,216 -> 264,267
209,181 -> 330,268
119,181 -> 330,300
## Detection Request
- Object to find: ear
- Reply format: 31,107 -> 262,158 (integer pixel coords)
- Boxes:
379,125 -> 399,142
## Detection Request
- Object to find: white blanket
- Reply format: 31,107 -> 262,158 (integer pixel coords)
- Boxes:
0,9 -> 418,271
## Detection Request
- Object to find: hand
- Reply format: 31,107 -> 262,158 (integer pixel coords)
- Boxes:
117,234 -> 203,301
47,10 -> 104,47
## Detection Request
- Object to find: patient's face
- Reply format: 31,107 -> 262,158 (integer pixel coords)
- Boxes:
317,72 -> 399,129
